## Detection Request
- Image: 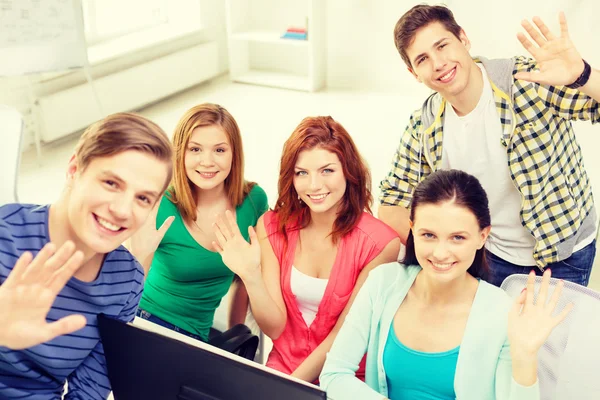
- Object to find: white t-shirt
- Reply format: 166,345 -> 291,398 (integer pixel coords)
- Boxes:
441,64 -> 537,266
290,265 -> 328,327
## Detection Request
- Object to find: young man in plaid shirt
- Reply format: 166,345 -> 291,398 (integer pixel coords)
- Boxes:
379,4 -> 599,286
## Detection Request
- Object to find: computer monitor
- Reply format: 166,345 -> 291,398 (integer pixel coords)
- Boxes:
97,314 -> 327,400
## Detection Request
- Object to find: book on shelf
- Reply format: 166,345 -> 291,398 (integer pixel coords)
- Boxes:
281,29 -> 307,40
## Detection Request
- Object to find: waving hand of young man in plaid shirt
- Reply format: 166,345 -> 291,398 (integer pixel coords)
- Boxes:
379,5 -> 599,287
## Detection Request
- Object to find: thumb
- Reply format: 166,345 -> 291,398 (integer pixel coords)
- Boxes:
248,225 -> 258,246
45,314 -> 87,340
514,71 -> 542,84
157,216 -> 175,238
511,289 -> 527,315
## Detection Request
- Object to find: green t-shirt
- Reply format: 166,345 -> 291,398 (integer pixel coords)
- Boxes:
139,184 -> 268,341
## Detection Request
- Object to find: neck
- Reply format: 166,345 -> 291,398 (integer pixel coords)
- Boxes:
446,61 -> 484,116
49,193 -> 102,271
195,184 -> 228,208
306,204 -> 339,235
413,270 -> 476,305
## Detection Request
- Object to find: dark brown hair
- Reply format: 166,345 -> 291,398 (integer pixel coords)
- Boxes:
403,169 -> 491,280
393,4 -> 463,68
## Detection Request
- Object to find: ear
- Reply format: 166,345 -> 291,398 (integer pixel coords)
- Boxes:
478,226 -> 491,249
408,67 -> 422,83
459,29 -> 471,51
66,154 -> 79,182
408,219 -> 414,229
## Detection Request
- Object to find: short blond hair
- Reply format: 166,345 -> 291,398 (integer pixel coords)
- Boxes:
74,112 -> 173,191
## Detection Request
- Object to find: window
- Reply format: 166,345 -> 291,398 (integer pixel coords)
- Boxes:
82,0 -> 202,46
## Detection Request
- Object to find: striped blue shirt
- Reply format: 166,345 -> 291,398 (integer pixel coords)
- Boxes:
0,204 -> 145,399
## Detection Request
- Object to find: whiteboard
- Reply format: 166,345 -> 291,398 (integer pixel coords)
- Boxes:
0,0 -> 88,76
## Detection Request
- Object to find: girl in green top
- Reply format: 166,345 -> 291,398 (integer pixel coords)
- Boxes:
131,103 -> 268,342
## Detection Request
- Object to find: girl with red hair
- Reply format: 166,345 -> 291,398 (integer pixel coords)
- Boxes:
213,116 -> 400,382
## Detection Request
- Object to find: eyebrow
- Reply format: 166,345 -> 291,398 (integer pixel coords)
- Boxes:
188,141 -> 229,147
100,171 -> 160,198
417,228 -> 469,236
295,163 -> 336,171
412,38 -> 449,65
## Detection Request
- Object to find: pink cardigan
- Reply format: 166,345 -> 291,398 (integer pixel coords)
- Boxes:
263,210 -> 398,380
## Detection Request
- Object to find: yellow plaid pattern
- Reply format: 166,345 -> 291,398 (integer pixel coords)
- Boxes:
380,56 -> 599,267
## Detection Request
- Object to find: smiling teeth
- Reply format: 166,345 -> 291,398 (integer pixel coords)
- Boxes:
440,70 -> 454,80
97,217 -> 120,232
309,194 -> 327,200
432,262 -> 453,269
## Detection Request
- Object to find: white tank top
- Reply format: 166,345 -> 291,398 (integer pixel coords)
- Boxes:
290,265 -> 329,327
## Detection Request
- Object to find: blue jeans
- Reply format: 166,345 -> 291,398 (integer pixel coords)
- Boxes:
487,240 -> 597,287
136,309 -> 206,342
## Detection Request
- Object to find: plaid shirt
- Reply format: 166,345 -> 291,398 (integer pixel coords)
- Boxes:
380,56 -> 599,267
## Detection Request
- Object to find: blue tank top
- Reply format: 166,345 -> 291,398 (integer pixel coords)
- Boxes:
383,323 -> 459,399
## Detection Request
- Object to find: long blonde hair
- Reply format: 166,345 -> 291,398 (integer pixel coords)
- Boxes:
169,103 -> 254,222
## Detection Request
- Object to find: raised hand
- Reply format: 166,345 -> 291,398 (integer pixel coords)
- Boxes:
212,210 -> 261,281
515,12 -> 585,86
0,241 -> 86,350
130,201 -> 174,273
508,269 -> 573,358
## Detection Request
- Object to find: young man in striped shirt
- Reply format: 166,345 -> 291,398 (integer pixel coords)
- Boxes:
379,5 -> 599,287
0,113 -> 173,399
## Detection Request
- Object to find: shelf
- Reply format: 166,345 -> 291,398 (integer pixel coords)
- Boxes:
231,31 -> 309,46
232,70 -> 311,91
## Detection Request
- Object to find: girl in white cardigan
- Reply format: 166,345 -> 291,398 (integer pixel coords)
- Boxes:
320,170 -> 572,400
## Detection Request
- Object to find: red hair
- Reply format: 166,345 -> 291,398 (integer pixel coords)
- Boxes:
274,116 -> 373,242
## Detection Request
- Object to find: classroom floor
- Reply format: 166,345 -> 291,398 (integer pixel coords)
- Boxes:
18,75 -> 600,292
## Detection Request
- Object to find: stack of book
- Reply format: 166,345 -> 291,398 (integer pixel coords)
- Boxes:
281,27 -> 307,40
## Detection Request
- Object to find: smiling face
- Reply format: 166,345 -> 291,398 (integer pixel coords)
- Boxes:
411,200 -> 490,282
406,22 -> 478,100
184,125 -> 233,194
293,147 -> 346,216
66,150 -> 169,255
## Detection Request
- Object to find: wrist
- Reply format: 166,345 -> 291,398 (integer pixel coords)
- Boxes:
567,59 -> 591,89
238,267 -> 262,286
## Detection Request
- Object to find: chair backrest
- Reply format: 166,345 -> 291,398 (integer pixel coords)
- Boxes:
0,105 -> 24,205
501,274 -> 600,400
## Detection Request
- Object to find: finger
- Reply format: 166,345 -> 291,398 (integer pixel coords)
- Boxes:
157,216 -> 174,238
516,32 -> 540,60
215,214 -> 233,240
212,221 -> 228,247
225,210 -> 241,237
538,268 -> 551,306
524,270 -> 536,310
44,314 -> 87,340
3,251 -> 33,287
21,243 -> 57,283
43,241 -> 77,282
521,19 -> 546,47
532,16 -> 556,41
559,11 -> 569,38
547,278 -> 564,311
552,302 -> 574,326
47,250 -> 84,294
212,241 -> 223,254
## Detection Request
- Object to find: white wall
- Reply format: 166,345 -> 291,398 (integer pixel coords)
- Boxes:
325,0 -> 599,92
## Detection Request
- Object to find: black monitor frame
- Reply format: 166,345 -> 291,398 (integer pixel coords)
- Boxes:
98,314 -> 327,400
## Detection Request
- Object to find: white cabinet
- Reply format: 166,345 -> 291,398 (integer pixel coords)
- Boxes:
225,0 -> 326,92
